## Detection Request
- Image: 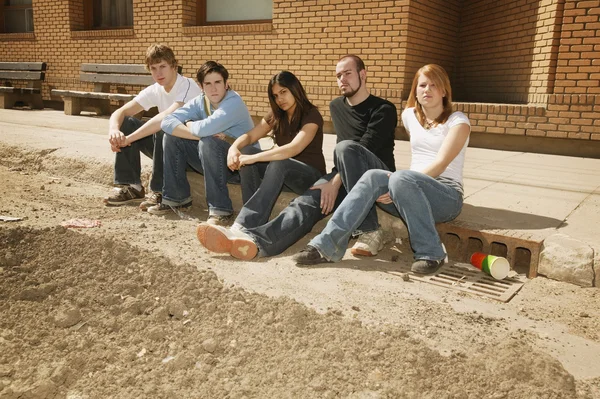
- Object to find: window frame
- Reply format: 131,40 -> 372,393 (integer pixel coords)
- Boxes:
83,0 -> 133,31
1,0 -> 34,33
196,0 -> 272,26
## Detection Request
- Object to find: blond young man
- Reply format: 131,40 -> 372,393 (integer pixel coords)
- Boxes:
104,44 -> 201,210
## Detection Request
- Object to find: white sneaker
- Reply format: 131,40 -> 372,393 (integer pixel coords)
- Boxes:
351,229 -> 385,256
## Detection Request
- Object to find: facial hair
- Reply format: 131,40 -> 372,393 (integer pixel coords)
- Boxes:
341,72 -> 362,98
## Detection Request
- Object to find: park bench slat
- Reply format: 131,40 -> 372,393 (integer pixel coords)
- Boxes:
0,62 -> 46,71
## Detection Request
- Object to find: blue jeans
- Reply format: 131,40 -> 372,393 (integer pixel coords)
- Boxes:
162,135 -> 257,214
334,140 -> 391,234
310,169 -> 463,262
114,116 -> 164,193
240,140 -> 387,257
236,156 -> 323,228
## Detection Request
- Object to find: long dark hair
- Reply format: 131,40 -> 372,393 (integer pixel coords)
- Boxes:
267,71 -> 315,137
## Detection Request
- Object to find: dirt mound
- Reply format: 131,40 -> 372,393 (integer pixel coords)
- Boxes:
0,144 -> 116,186
0,226 -> 581,398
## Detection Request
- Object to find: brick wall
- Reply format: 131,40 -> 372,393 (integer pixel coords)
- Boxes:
404,0 -> 461,97
0,0 -> 599,151
454,0 -> 562,104
555,0 -> 600,95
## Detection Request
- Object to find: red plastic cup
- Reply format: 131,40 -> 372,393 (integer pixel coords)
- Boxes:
470,252 -> 510,280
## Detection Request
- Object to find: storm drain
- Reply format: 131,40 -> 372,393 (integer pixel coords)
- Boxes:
389,263 -> 526,303
436,220 -> 545,279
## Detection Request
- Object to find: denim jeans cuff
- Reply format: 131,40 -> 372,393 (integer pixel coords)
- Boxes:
114,179 -> 140,186
209,208 -> 234,216
162,197 -> 192,207
352,226 -> 380,237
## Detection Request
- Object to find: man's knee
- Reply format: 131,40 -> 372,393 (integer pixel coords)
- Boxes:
119,116 -> 139,134
198,136 -> 226,157
162,133 -> 180,151
335,140 -> 361,157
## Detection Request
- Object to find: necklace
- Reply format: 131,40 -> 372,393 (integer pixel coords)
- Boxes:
425,119 -> 436,129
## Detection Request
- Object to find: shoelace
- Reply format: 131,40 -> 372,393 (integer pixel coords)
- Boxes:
167,204 -> 197,221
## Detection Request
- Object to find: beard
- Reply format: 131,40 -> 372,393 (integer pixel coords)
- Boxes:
341,77 -> 362,98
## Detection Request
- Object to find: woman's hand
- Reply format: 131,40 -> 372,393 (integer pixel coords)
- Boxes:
376,192 -> 393,204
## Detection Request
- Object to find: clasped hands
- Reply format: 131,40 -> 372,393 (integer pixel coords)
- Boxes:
226,146 -> 257,171
108,129 -> 131,153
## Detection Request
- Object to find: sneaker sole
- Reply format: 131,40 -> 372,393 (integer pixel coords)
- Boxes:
350,248 -> 377,257
139,202 -> 157,212
196,224 -> 257,260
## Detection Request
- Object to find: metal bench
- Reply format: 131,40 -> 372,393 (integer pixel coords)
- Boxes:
0,62 -> 47,109
51,63 -> 182,116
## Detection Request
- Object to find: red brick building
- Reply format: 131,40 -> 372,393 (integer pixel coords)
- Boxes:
1,0 -> 599,157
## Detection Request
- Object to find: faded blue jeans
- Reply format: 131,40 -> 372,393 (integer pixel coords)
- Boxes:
114,116 -> 164,193
310,169 -> 463,262
239,140 -> 389,257
162,134 -> 258,214
236,156 -> 323,228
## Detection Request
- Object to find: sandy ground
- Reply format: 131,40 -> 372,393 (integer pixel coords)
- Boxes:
1,142 -> 600,398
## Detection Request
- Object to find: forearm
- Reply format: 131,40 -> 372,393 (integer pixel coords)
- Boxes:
108,109 -> 126,133
126,115 -> 163,143
170,124 -> 199,141
330,172 -> 342,189
246,145 -> 297,164
231,134 -> 253,152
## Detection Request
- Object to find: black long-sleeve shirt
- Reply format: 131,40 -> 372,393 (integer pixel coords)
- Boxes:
329,94 -> 397,172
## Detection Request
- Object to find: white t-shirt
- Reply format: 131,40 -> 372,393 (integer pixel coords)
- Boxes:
402,107 -> 470,190
134,74 -> 201,112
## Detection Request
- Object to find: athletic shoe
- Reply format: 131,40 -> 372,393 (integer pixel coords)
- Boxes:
350,229 -> 384,256
206,213 -> 234,226
139,191 -> 162,211
196,223 -> 258,260
293,245 -> 331,266
411,244 -> 449,275
147,202 -> 191,216
103,186 -> 145,206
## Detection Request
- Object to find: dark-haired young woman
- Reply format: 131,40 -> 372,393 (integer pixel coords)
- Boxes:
197,71 -> 326,259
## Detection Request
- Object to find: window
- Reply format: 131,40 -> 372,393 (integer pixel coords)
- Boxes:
2,0 -> 34,33
84,0 -> 133,29
198,0 -> 271,25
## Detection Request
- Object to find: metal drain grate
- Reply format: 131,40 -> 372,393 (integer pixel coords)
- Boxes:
389,262 -> 526,302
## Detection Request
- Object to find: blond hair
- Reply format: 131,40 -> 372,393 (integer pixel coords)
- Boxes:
144,44 -> 178,70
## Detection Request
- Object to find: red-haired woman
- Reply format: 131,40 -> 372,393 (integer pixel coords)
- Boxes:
294,64 -> 471,275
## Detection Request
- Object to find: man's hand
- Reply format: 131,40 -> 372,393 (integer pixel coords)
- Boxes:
227,146 -> 241,171
108,128 -> 128,152
310,181 -> 340,215
108,128 -> 126,147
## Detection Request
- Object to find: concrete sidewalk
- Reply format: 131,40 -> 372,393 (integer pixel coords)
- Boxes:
1,108 -> 599,286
